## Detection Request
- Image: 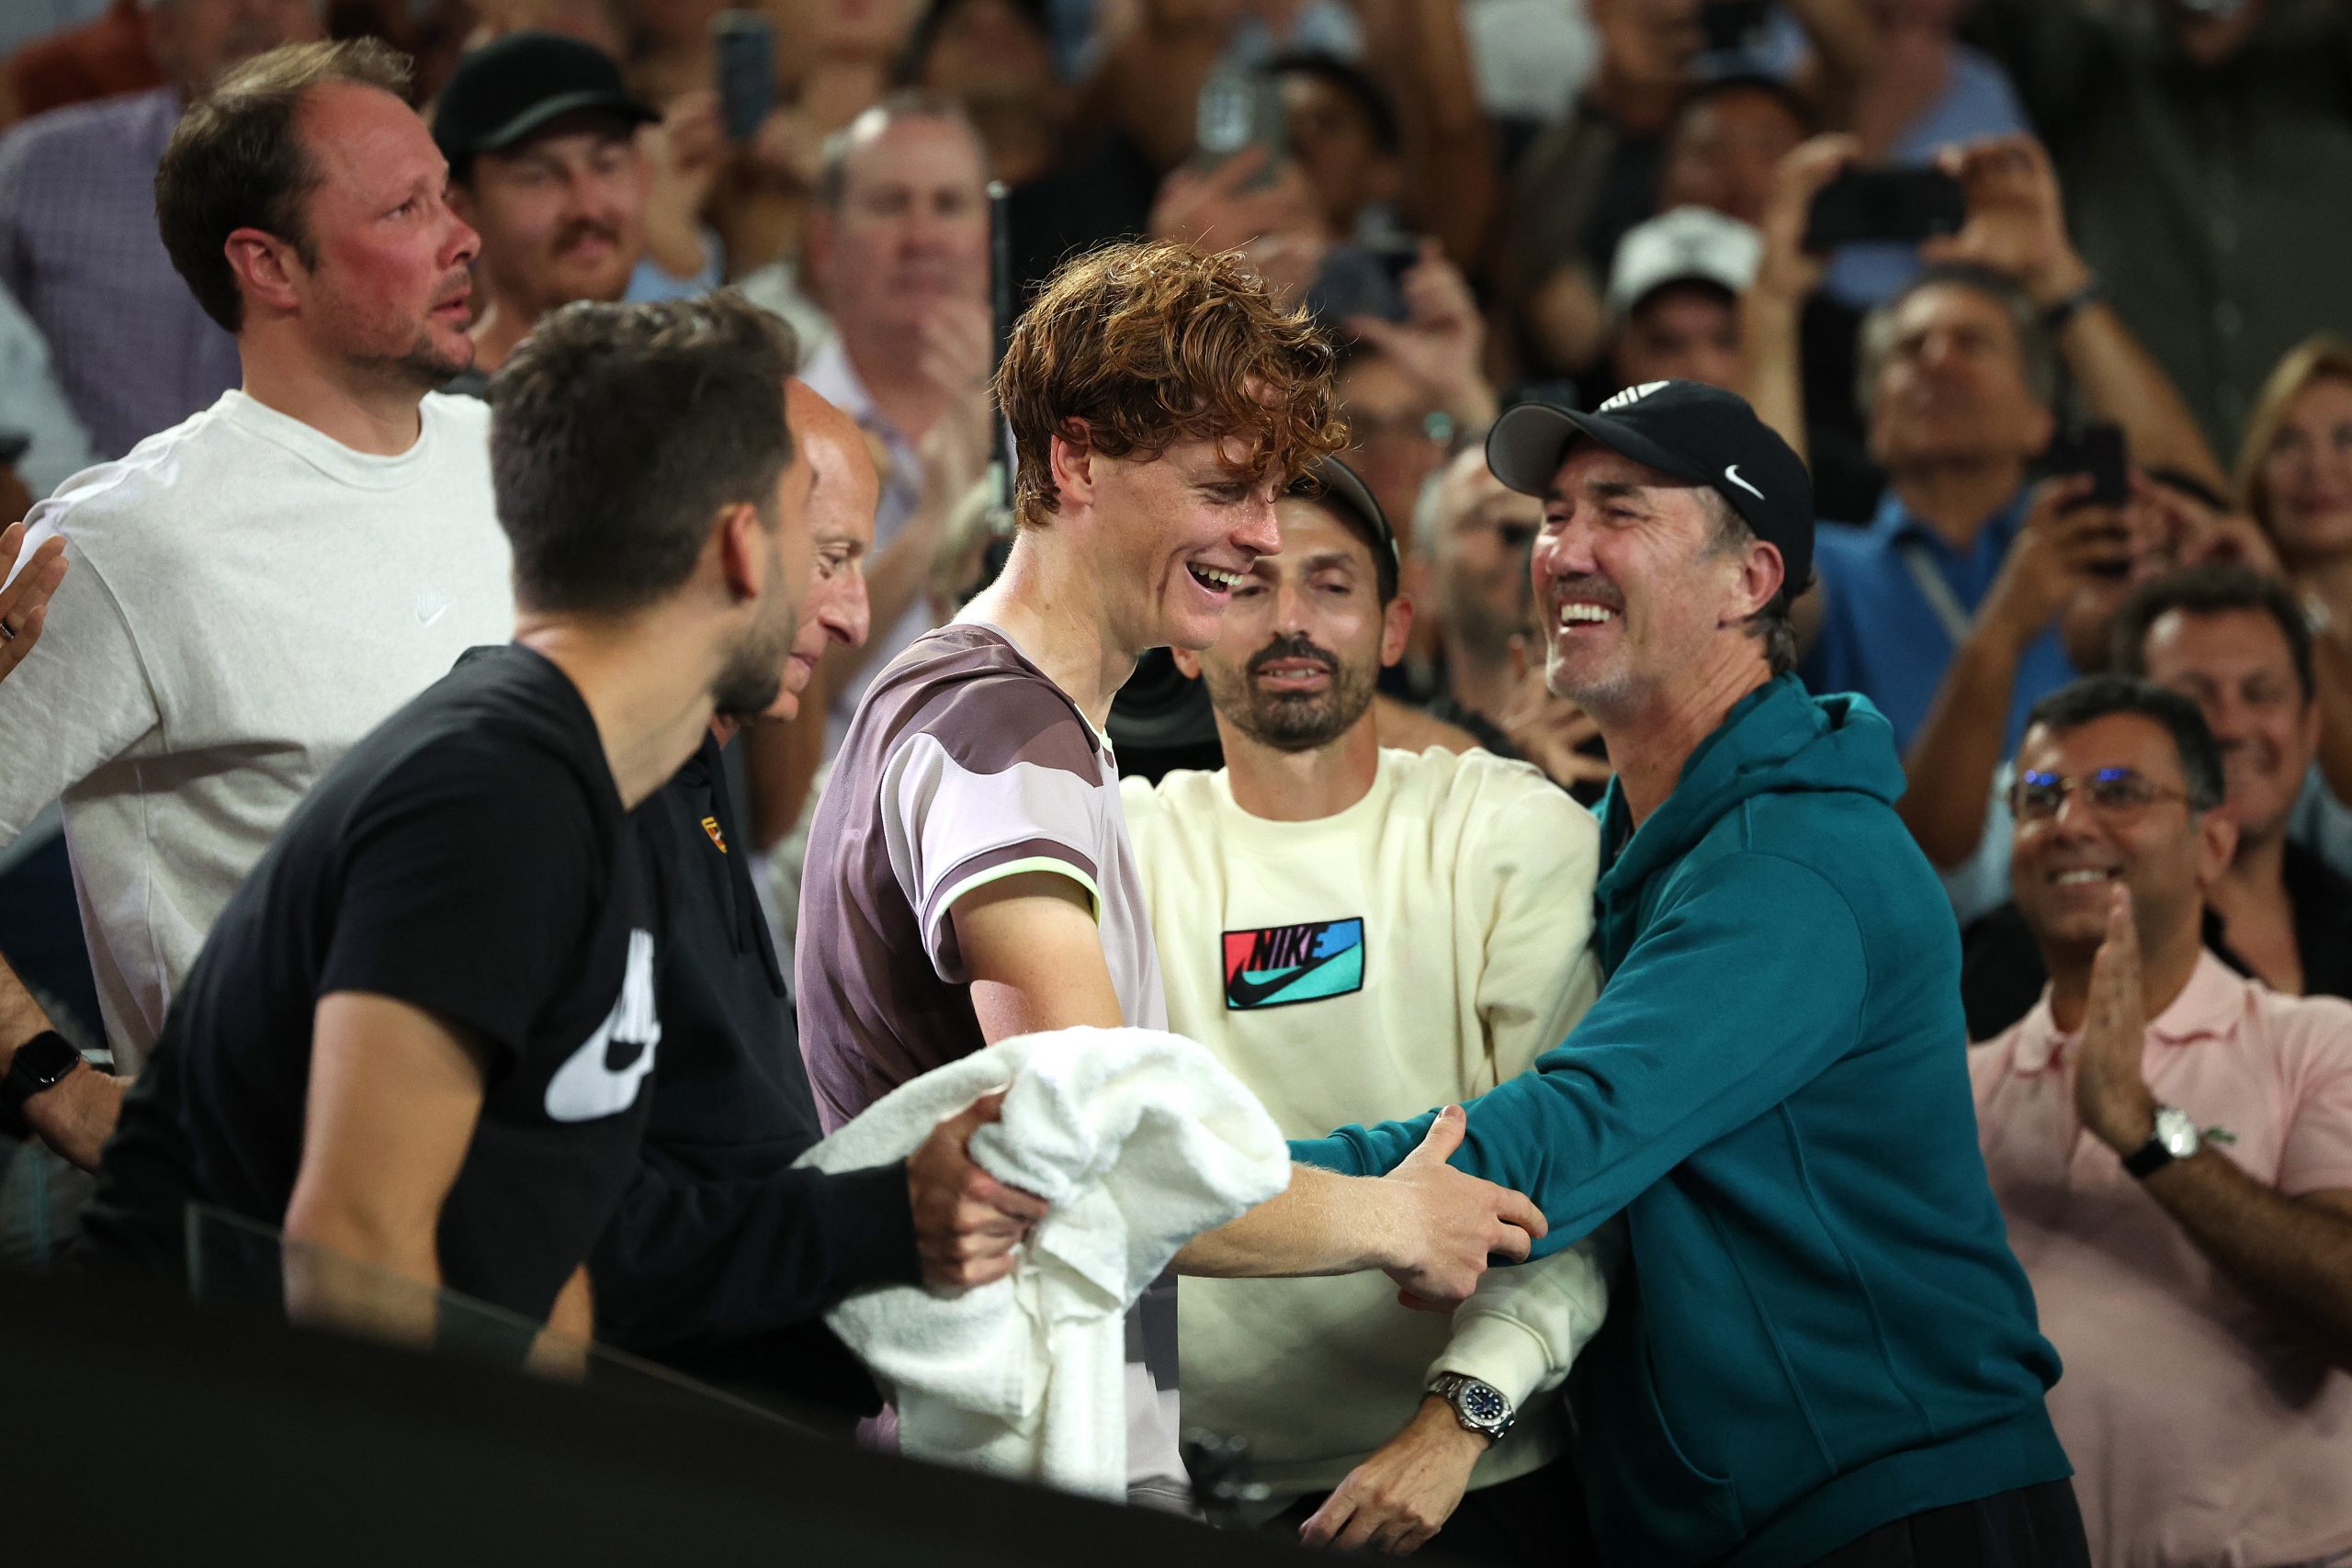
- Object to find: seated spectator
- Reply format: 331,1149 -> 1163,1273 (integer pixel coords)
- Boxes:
797,93 -> 995,750
0,40 -> 511,1075
435,34 -> 657,379
1125,457 -> 1611,1559
1969,0 -> 2352,447
1746,132 -> 2222,757
0,0 -> 321,457
433,31 -> 739,389
1599,203 -> 1759,397
1969,674 -> 2352,1567
1414,443 -> 1616,799
1961,568 -> 2352,1040
2,0 -> 162,126
78,292 -> 813,1347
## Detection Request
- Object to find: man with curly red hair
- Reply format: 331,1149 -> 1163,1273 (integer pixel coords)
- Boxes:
797,240 -> 1550,1510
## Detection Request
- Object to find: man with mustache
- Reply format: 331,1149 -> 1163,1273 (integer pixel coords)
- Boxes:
1290,381 -> 2086,1566
432,32 -> 708,386
1124,457 -> 1611,1560
0,39 -> 510,1089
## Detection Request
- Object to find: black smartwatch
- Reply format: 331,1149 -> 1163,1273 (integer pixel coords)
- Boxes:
2,1030 -> 85,1135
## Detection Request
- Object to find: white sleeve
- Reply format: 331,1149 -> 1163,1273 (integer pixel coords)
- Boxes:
1431,1221 -> 1623,1406
0,518 -> 163,846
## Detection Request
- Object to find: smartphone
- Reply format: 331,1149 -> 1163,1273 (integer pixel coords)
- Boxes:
1803,166 -> 1966,252
2053,422 -> 2131,509
1193,66 -> 1285,191
1698,0 -> 1770,54
711,10 -> 775,142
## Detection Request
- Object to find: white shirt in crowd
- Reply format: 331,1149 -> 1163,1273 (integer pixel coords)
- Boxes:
0,389 -> 513,1071
1122,745 -> 1614,1509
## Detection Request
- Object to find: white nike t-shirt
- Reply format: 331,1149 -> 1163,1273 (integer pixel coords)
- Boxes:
0,390 -> 513,1071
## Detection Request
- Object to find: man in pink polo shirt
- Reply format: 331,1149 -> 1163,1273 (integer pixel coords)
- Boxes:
1972,672 -> 2352,1568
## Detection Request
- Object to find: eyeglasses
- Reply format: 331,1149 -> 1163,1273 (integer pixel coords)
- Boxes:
2010,766 -> 2193,824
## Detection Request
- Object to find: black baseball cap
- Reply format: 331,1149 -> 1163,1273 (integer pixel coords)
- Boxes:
433,33 -> 659,168
1287,455 -> 1400,596
1486,380 -> 1815,594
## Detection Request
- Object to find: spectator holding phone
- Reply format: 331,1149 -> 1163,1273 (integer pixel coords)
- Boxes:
1744,132 -> 2224,762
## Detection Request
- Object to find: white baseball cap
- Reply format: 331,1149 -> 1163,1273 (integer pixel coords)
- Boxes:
1605,206 -> 1764,322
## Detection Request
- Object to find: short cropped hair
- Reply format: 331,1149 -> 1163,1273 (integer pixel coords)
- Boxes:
1856,265 -> 2058,421
1699,487 -> 1798,676
487,293 -> 798,616
2110,565 -> 2316,705
156,39 -> 413,333
2021,674 -> 2226,814
997,239 -> 1346,529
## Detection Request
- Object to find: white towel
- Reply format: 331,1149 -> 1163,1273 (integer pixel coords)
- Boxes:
797,1027 -> 1292,1501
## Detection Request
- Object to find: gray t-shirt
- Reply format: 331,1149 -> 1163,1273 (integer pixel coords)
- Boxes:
795,619 -> 1186,1509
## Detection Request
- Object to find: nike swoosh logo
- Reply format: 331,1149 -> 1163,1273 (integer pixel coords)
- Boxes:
1724,465 -> 1765,501
1227,945 -> 1350,1009
544,928 -> 661,1122
415,592 -> 450,627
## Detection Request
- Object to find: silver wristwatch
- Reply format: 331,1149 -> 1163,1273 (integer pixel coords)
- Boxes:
1429,1372 -> 1514,1442
2122,1103 -> 2201,1179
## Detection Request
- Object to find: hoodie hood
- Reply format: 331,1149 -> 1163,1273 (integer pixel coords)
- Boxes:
1593,677 -> 1903,953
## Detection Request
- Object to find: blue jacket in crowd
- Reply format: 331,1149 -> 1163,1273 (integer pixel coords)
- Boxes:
1290,674 -> 2069,1566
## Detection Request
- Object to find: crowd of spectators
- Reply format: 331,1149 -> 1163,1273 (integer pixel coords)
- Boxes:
3,2 -> 2352,1564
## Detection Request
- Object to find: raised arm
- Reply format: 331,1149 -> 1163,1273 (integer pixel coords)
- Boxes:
1919,135 -> 2224,493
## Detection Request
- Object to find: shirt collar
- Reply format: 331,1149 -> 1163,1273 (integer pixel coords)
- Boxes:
1869,484 -> 2033,556
2011,948 -> 2245,1074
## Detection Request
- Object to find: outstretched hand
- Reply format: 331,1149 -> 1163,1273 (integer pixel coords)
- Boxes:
1378,1106 -> 1545,1305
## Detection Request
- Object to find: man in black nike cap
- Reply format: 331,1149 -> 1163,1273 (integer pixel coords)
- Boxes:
1289,382 -> 2089,1567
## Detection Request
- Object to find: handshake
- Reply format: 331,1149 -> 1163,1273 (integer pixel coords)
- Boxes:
910,1096 -> 1548,1304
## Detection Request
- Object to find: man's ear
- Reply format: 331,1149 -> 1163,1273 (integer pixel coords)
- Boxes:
716,500 -> 767,604
1379,589 -> 1414,669
2196,805 -> 2239,891
1047,425 -> 1095,518
1727,538 -> 1787,626
1171,647 -> 1203,679
223,227 -> 304,319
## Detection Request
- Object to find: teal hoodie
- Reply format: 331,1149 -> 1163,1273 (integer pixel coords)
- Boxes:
1291,675 -> 2068,1566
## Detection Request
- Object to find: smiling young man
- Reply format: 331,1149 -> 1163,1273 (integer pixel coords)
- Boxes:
1289,380 -> 2083,1567
797,241 -> 1552,1510
1969,676 -> 2352,1567
0,39 -> 509,1083
1124,457 -> 1611,1561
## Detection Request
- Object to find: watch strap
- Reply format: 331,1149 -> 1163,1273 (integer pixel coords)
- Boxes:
2041,277 -> 2103,333
2,1029 -> 83,1119
2121,1135 -> 2177,1179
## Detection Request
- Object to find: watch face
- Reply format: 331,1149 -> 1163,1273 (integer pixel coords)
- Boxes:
1461,1382 -> 1509,1426
2155,1106 -> 2200,1159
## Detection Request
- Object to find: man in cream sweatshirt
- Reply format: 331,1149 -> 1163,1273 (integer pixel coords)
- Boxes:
1124,456 -> 1611,1561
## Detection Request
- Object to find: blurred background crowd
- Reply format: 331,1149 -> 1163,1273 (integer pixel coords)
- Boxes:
7,0 -> 2352,1045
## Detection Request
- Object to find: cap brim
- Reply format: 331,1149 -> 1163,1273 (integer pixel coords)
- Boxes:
1485,401 -> 1712,500
1303,457 -> 1399,565
474,91 -> 661,154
